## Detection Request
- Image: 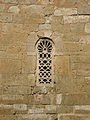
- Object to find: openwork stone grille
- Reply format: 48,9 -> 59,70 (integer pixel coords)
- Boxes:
36,38 -> 54,85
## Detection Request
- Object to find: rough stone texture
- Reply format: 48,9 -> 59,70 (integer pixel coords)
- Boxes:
85,22 -> 90,33
0,0 -> 90,120
54,8 -> 77,16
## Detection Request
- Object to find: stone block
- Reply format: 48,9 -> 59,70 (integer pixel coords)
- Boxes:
0,13 -> 12,23
43,5 -> 54,16
52,22 -> 70,34
3,85 -> 30,95
2,0 -> 18,4
28,108 -> 44,114
51,17 -> 67,32
77,0 -> 90,15
63,33 -> 80,42
51,32 -> 64,55
85,77 -> 90,85
1,23 -> 24,33
29,94 -> 51,105
23,14 -> 45,24
0,4 -> 5,12
8,6 -> 20,14
74,105 -> 90,114
58,115 -> 90,120
54,0 -> 77,7
1,32 -> 28,45
0,115 -> 15,120
54,8 -> 77,16
85,22 -> 90,33
37,30 -> 52,38
63,16 -> 90,24
61,94 -> 90,105
71,56 -> 90,64
70,23 -> 84,34
36,0 -> 54,5
21,5 -> 43,14
56,94 -> 62,104
13,104 -> 27,111
31,86 -> 50,94
83,44 -> 90,55
22,56 -> 36,74
0,59 -> 22,74
45,105 -> 56,113
23,23 -> 38,33
57,105 -> 73,114
49,114 -> 58,120
28,74 -> 35,86
19,0 -> 37,5
87,0 -> 90,4
0,104 -> 13,115
63,42 -> 84,55
2,74 -> 28,86
2,94 -> 28,104
13,13 -> 25,24
26,32 -> 38,55
18,114 -> 48,120
55,56 -> 73,93
39,24 -> 51,30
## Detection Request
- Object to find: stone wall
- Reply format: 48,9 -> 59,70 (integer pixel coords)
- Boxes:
0,0 -> 90,120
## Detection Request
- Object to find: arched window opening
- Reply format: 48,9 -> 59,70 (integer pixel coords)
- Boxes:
36,38 -> 54,86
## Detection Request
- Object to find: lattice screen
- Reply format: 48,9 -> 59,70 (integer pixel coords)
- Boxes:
36,38 -> 54,85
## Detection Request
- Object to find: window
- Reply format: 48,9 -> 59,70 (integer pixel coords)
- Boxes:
36,38 -> 54,86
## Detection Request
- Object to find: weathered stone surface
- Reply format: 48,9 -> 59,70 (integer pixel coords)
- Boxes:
77,0 -> 90,15
55,56 -> 73,93
1,32 -> 28,45
8,6 -> 20,14
74,105 -> 90,114
0,0 -> 90,119
70,23 -> 85,34
57,105 -> 73,114
1,94 -> 28,104
3,85 -> 30,95
28,74 -> 35,86
0,4 -> 5,12
2,74 -> 28,86
61,94 -> 90,105
39,24 -> 51,30
85,22 -> 90,33
0,13 -> 12,23
54,0 -> 77,7
45,105 -> 56,113
18,114 -> 49,120
22,56 -> 36,74
29,94 -> 51,105
54,8 -> 77,16
79,35 -> 90,44
51,32 -> 64,55
27,32 -> 38,55
2,0 -> 18,4
56,94 -> 62,104
43,5 -> 54,16
28,108 -> 44,114
63,42 -> 84,55
13,104 -> 27,111
0,104 -> 13,115
64,16 -> 90,24
19,0 -> 37,5
58,115 -> 90,120
0,59 -> 22,74
21,5 -> 43,14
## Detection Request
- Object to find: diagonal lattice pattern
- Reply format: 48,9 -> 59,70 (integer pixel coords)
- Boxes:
37,39 -> 53,84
